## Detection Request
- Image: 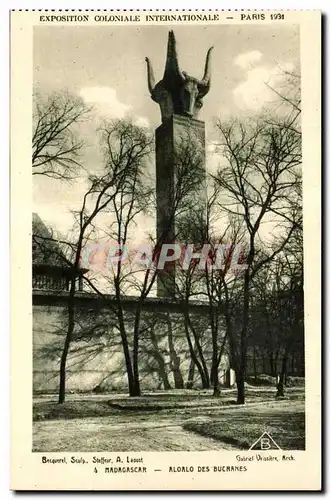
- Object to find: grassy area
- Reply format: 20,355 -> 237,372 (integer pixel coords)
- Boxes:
33,396 -> 236,421
34,400 -> 119,421
33,390 -> 305,452
33,387 -> 304,421
246,375 -> 305,388
183,400 -> 305,450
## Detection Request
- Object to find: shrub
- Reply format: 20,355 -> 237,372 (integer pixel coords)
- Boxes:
286,376 -> 305,387
246,374 -> 276,386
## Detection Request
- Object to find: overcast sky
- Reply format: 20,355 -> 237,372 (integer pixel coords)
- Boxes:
33,24 -> 300,236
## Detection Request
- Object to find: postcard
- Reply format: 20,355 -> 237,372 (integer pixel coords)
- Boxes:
10,9 -> 321,491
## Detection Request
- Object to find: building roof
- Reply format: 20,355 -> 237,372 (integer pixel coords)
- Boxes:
32,213 -> 72,269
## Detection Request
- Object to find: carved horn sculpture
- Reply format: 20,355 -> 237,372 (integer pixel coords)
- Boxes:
198,46 -> 214,96
145,57 -> 156,94
163,30 -> 185,90
145,31 -> 213,121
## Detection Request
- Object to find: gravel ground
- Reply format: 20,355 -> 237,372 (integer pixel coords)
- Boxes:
33,416 -> 235,452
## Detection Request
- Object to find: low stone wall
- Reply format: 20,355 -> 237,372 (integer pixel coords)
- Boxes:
33,303 -> 231,393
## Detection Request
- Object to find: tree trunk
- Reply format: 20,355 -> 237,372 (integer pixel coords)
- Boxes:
236,367 -> 245,405
132,307 -> 142,397
211,364 -> 220,396
223,298 -> 238,389
150,324 -> 172,390
58,336 -> 70,404
236,268 -> 251,405
160,368 -> 172,390
253,346 -> 257,379
186,357 -> 195,389
276,352 -> 288,398
132,341 -> 141,396
184,316 -> 209,389
291,353 -> 295,374
113,278 -> 139,397
166,314 -> 184,389
58,281 -> 76,404
269,351 -> 275,376
211,327 -> 229,396
58,315 -> 74,403
210,315 -> 221,397
117,313 -> 136,396
185,314 -> 210,388
120,325 -> 137,397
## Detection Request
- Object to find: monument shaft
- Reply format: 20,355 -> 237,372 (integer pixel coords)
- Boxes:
146,30 -> 212,297
156,114 -> 207,297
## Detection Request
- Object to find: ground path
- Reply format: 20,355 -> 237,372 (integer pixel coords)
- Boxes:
33,415 -> 235,452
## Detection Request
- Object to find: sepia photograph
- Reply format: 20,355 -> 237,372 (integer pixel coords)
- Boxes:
32,22 -> 304,453
10,10 -> 321,491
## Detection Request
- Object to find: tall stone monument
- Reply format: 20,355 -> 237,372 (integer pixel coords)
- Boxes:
145,31 -> 213,297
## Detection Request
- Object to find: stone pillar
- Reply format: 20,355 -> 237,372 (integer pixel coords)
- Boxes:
155,114 -> 207,297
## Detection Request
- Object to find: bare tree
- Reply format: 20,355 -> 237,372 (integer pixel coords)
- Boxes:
173,178 -> 245,395
266,66 -> 301,120
97,119 -> 154,397
34,118 -> 153,402
32,90 -> 91,180
214,112 -> 302,404
99,125 -> 206,396
275,218 -> 304,397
